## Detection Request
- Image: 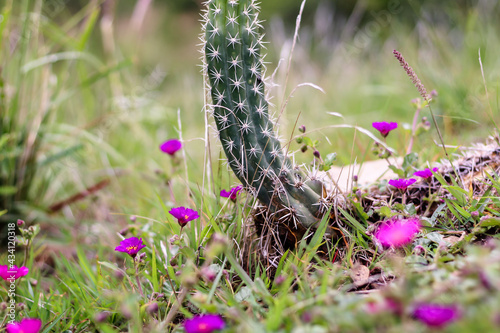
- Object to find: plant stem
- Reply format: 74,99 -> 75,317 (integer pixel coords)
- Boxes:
164,287 -> 188,326
406,106 -> 421,154
134,258 -> 144,297
427,103 -> 461,186
22,239 -> 30,267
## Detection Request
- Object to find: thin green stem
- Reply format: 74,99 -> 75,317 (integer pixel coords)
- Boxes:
422,182 -> 433,217
134,258 -> 144,297
163,287 -> 188,327
427,103 -> 461,186
407,106 -> 421,154
22,239 -> 30,267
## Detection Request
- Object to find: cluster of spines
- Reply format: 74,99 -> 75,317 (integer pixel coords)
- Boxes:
201,0 -> 323,227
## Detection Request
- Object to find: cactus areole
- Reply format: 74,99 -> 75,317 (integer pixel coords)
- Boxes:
203,0 -> 324,228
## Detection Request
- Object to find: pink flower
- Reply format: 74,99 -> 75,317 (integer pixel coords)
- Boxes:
372,122 -> 398,138
220,185 -> 242,201
388,178 -> 416,191
375,218 -> 421,247
169,207 -> 200,228
413,167 -> 439,178
0,265 -> 29,281
6,318 -> 42,333
115,237 -> 146,258
413,303 -> 460,328
184,314 -> 225,333
160,139 -> 182,156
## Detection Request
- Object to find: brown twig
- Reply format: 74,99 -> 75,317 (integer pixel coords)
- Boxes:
49,179 -> 110,213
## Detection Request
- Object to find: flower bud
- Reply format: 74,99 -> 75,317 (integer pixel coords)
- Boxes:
479,270 -> 494,291
95,311 -> 110,323
121,305 -> 132,320
201,266 -> 217,282
413,245 -> 426,256
313,150 -> 321,158
191,291 -> 208,304
17,219 -> 24,226
206,233 -> 228,259
298,125 -> 306,133
119,227 -> 130,236
274,275 -> 286,286
146,302 -> 159,314
169,235 -> 181,246
302,311 -> 313,323
114,270 -> 125,279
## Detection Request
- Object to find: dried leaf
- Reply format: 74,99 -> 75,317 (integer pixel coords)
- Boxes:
443,236 -> 461,246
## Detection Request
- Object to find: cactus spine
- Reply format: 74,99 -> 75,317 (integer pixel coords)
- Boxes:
202,0 -> 324,228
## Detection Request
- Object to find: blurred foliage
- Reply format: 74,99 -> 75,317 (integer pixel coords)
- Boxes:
164,0 -> 499,29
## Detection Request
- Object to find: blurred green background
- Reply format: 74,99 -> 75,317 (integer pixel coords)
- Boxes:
1,0 -> 499,241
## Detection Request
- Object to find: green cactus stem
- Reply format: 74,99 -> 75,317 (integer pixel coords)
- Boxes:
202,0 -> 324,228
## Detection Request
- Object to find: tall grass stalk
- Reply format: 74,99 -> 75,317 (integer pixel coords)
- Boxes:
393,49 -> 461,184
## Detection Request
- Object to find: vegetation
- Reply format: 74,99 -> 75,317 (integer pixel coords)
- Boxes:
1,0 -> 500,332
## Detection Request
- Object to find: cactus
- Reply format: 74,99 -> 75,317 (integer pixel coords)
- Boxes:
202,0 -> 325,229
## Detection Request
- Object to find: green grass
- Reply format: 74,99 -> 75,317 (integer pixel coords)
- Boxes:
2,1 -> 500,332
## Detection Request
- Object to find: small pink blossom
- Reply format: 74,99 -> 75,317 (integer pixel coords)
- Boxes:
375,218 -> 421,247
413,167 -> 439,178
114,237 -> 146,258
6,318 -> 42,333
184,314 -> 225,333
220,185 -> 242,201
413,303 -> 460,328
365,298 -> 402,315
0,265 -> 29,281
169,207 -> 200,228
160,139 -> 182,156
372,122 -> 398,138
388,178 -> 416,190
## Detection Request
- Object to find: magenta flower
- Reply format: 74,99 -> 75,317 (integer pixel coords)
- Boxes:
413,303 -> 460,328
6,318 -> 42,333
413,167 -> 439,178
374,218 -> 421,247
169,207 -> 200,228
372,122 -> 398,138
220,185 -> 242,201
388,178 -> 416,191
0,265 -> 29,281
184,314 -> 225,333
160,139 -> 182,156
115,237 -> 146,257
